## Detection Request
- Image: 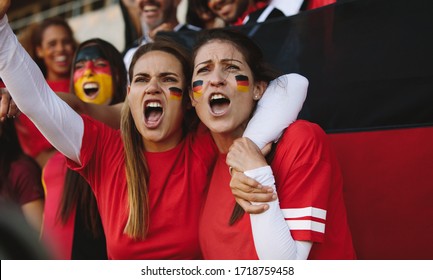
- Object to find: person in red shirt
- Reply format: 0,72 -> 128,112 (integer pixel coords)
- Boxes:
192,29 -> 356,259
0,116 -> 44,234
41,38 -> 127,260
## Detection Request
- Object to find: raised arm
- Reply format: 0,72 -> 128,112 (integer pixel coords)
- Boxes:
0,11 -> 83,164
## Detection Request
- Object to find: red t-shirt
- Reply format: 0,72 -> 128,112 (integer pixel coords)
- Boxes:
15,79 -> 70,158
40,152 -> 75,259
1,155 -> 44,205
199,120 -> 356,259
67,116 -> 218,259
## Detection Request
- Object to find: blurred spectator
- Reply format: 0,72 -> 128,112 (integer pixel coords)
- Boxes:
123,0 -> 201,71
120,0 -> 143,52
0,200 -> 51,259
15,17 -> 77,168
0,109 -> 44,235
186,0 -> 225,29
206,0 -> 284,26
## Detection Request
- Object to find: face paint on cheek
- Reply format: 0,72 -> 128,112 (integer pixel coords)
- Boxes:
169,87 -> 182,100
192,80 -> 203,99
235,75 -> 249,93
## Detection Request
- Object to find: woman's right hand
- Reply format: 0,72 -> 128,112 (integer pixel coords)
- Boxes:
0,0 -> 10,20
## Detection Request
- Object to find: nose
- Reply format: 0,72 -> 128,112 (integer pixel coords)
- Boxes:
83,61 -> 95,77
144,78 -> 162,95
209,69 -> 226,88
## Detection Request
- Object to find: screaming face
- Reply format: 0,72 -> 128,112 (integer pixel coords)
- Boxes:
73,45 -> 113,105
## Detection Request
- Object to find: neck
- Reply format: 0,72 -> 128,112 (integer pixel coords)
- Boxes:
211,129 -> 244,154
142,129 -> 183,153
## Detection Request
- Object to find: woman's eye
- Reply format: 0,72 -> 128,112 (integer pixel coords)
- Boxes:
133,77 -> 146,83
164,77 -> 177,82
94,59 -> 108,68
227,65 -> 240,71
95,62 -> 107,68
196,67 -> 209,74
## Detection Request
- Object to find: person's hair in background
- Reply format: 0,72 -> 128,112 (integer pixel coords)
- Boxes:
122,37 -> 194,238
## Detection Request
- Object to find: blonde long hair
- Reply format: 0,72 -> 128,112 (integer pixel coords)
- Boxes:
120,37 -> 193,239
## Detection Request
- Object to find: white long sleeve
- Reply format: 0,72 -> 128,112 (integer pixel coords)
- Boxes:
243,73 -> 308,150
0,16 -> 83,164
245,166 -> 312,259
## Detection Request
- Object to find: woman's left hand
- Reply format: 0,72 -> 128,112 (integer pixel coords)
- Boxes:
227,137 -> 268,172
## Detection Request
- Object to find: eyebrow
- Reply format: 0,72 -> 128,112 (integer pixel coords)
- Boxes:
195,58 -> 243,69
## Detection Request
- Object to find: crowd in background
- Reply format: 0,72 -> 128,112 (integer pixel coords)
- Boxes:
0,0 -> 342,260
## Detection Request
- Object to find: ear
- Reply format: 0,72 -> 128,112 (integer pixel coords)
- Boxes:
189,89 -> 197,107
253,81 -> 267,100
127,85 -> 131,95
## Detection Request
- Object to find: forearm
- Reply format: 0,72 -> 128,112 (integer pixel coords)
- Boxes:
245,166 -> 312,259
0,16 -> 83,163
243,73 -> 308,149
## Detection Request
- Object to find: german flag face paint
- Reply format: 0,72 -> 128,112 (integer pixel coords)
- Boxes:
73,45 -> 113,105
192,80 -> 203,99
235,75 -> 249,93
169,87 -> 183,100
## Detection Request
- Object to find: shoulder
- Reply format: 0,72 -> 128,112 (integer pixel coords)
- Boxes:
176,23 -> 201,32
10,155 -> 41,178
276,120 -> 329,157
284,120 -> 327,139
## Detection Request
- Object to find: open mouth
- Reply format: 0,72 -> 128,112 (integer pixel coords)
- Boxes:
83,82 -> 99,99
144,100 -> 163,128
209,93 -> 230,115
54,55 -> 67,63
143,5 -> 158,12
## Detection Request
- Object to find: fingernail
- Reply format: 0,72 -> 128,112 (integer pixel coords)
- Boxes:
272,194 -> 277,200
